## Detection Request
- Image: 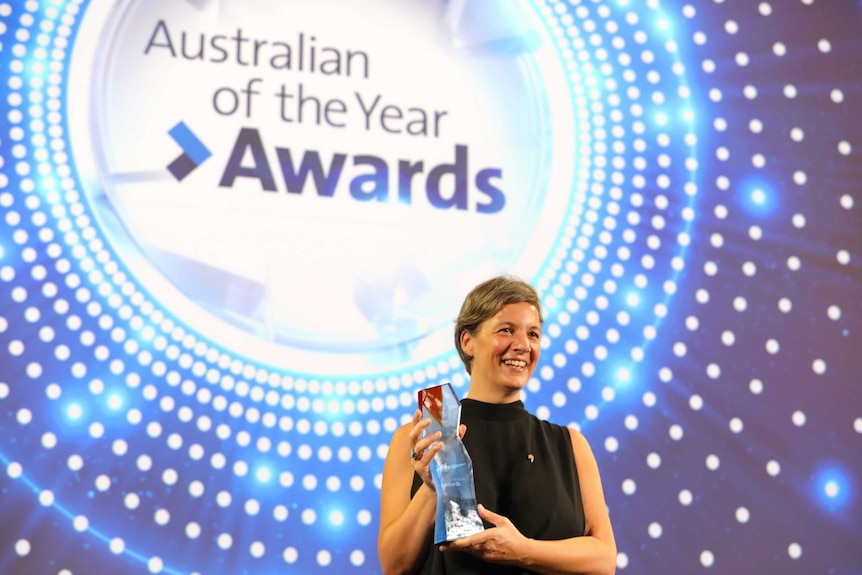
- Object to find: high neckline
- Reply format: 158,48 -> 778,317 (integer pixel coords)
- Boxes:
460,398 -> 528,421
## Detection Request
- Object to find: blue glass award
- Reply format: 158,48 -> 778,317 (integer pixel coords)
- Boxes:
419,383 -> 485,543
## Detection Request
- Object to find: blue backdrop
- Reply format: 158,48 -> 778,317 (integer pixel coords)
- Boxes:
0,1 -> 860,574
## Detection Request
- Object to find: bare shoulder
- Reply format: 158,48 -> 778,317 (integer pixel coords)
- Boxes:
566,426 -> 599,466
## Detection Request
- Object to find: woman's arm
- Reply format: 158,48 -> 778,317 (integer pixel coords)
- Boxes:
439,428 -> 616,575
377,411 -> 443,575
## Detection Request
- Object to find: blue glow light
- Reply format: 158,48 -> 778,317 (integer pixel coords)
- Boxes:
66,403 -> 83,420
814,463 -> 852,512
739,179 -> 778,217
329,510 -> 344,526
751,189 -> 766,204
255,466 -> 272,483
616,367 -> 631,383
107,394 -> 123,410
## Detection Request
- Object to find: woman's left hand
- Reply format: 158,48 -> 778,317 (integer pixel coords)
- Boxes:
438,504 -> 527,565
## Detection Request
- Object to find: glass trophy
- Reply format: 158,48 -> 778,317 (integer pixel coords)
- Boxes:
419,383 -> 485,543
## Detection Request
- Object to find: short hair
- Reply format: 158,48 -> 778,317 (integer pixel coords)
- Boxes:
454,276 -> 543,374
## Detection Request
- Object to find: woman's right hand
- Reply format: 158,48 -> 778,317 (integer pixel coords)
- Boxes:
408,409 -> 444,488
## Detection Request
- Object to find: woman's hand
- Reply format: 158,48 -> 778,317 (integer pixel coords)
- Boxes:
438,504 -> 528,566
408,409 -> 442,488
408,411 -> 468,488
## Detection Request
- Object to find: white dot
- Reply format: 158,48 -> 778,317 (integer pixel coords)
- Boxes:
154,508 -> 170,526
317,550 -> 332,566
109,537 -> 125,554
357,509 -> 372,526
217,533 -> 233,550
646,453 -> 661,469
16,408 -> 32,425
679,489 -> 693,505
669,424 -> 684,440
736,507 -> 750,523
749,379 -> 764,394
706,363 -> 720,378
817,39 -> 831,53
812,359 -> 827,374
245,499 -> 260,516
648,522 -> 662,538
95,475 -> 111,491
617,553 -> 629,569
283,547 -> 299,563
185,522 -> 201,539
39,490 -> 55,506
729,417 -> 744,433
788,542 -> 802,559
15,539 -> 31,556
73,515 -> 89,532
250,541 -> 265,558
792,411 -> 806,426
787,256 -> 801,271
68,454 -> 83,472
706,454 -> 720,471
766,460 -> 781,476
836,250 -> 850,265
765,339 -> 780,354
350,549 -> 365,566
162,468 -> 178,486
622,478 -> 637,495
124,493 -> 140,510
700,550 -> 714,567
148,557 -> 163,574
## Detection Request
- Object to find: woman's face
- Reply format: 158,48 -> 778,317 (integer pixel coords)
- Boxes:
461,301 -> 542,394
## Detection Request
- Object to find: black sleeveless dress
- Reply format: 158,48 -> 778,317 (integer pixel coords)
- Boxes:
410,399 -> 586,574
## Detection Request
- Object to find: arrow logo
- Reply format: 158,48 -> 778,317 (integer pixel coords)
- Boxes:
167,121 -> 212,181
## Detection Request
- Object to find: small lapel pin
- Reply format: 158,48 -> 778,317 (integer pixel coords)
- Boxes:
528,454 -> 534,463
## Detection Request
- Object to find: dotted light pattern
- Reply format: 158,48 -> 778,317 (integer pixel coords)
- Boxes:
0,1 -> 860,575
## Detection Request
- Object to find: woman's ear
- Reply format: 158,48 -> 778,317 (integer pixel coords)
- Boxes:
460,329 -> 474,357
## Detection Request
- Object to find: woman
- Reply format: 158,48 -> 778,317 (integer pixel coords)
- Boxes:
378,276 -> 616,575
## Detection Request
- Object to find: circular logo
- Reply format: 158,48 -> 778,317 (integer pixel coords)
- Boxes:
68,0 -> 575,373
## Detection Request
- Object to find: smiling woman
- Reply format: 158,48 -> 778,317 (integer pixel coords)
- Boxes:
378,276 -> 617,575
